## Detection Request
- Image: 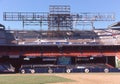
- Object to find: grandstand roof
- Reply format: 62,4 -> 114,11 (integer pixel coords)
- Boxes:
0,24 -> 5,29
109,22 -> 120,30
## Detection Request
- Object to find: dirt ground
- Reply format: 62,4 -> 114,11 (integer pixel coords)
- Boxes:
50,73 -> 120,84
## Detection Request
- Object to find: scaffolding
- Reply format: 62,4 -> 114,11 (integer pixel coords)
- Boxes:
3,5 -> 115,31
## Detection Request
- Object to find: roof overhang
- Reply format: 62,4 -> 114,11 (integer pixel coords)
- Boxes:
108,22 -> 120,30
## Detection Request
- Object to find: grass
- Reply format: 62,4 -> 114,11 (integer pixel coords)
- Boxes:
0,74 -> 74,84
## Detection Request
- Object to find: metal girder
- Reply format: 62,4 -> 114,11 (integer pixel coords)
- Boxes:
3,12 -> 115,21
3,5 -> 115,31
3,12 -> 49,21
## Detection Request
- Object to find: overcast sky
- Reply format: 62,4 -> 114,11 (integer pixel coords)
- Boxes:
0,0 -> 119,30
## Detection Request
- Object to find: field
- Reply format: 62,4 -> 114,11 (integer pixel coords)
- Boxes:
0,74 -> 73,84
0,73 -> 120,84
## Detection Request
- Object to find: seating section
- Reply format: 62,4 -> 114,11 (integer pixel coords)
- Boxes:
75,63 -> 110,69
19,63 -> 119,73
2,29 -> 120,45
0,30 -> 7,44
0,63 -> 15,73
4,30 -> 100,44
20,64 -> 66,73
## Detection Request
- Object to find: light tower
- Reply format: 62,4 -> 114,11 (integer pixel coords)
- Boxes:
48,5 -> 72,31
3,5 -> 115,34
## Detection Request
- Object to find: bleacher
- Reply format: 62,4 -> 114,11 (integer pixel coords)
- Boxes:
4,30 -> 100,45
75,63 -> 110,69
0,63 -> 15,73
20,64 -> 66,73
2,27 -> 120,45
0,29 -> 7,44
19,63 -> 120,73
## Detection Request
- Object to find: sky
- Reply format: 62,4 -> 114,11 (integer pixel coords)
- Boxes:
0,0 -> 120,30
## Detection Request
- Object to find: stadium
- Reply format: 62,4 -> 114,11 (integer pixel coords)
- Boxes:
0,5 -> 120,74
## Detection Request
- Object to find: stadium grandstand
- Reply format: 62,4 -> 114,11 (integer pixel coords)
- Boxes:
1,5 -> 120,73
